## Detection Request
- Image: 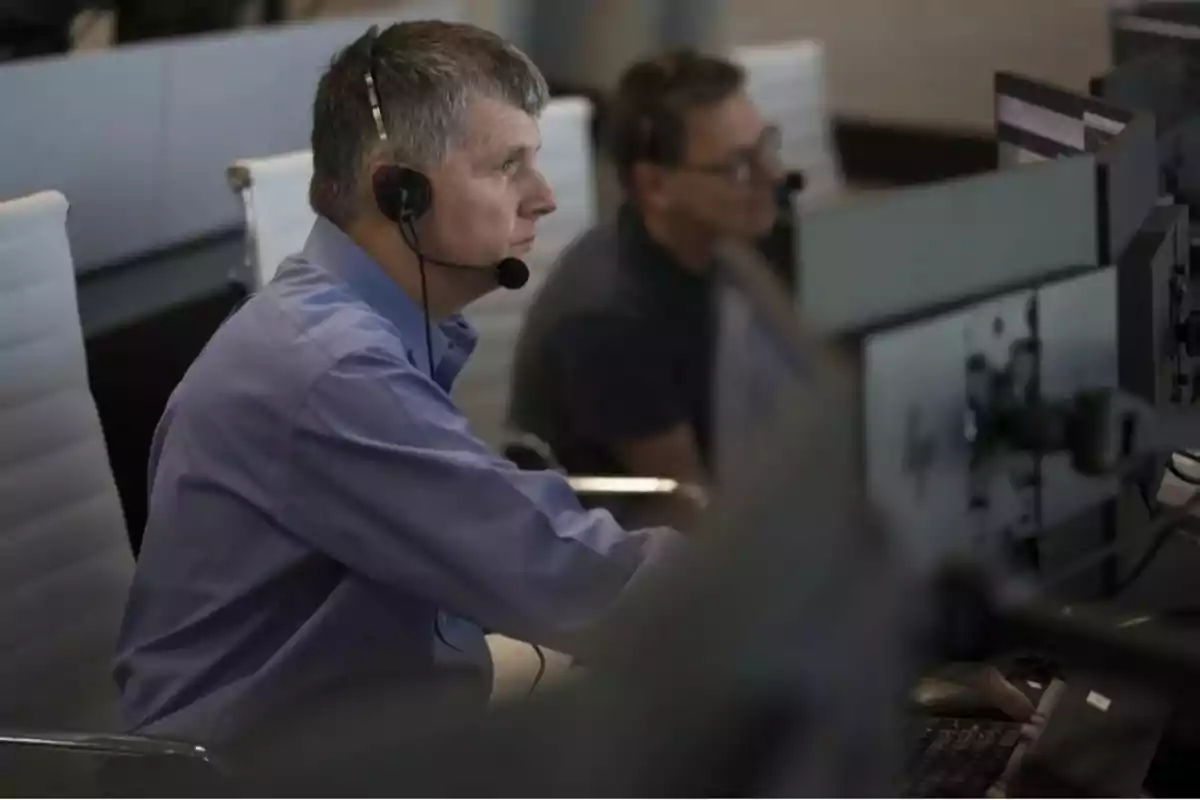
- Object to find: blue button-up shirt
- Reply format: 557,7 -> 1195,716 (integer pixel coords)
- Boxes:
115,217 -> 680,743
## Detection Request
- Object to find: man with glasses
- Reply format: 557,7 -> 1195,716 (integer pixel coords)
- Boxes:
508,50 -> 789,526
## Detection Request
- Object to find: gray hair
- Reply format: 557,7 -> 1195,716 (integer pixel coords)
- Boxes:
309,20 -> 549,224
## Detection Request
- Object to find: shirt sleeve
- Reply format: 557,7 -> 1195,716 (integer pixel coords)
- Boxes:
280,345 -> 683,650
552,312 -> 686,442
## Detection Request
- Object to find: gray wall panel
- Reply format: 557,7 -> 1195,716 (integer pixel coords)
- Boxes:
0,48 -> 168,269
0,2 -> 464,273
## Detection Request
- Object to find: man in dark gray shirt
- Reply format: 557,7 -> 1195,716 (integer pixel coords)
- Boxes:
508,50 -> 789,512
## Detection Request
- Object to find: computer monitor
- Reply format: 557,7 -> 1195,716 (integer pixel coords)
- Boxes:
995,71 -> 1159,265
784,150 -> 1124,569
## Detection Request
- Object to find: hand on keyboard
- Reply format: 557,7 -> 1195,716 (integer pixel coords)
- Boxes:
914,663 -> 1037,722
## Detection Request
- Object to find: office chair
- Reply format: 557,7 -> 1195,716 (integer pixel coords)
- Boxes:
227,149 -> 317,290
0,191 -> 221,789
0,190 -> 133,731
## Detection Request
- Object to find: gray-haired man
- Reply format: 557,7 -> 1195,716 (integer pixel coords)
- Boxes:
115,20 -> 681,744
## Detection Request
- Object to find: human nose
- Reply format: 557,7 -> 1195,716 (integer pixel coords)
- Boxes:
525,169 -> 556,218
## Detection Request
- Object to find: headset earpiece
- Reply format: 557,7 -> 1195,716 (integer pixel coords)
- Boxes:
373,165 -> 432,224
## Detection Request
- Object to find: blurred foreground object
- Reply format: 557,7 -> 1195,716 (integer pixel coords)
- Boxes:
234,240 -> 920,796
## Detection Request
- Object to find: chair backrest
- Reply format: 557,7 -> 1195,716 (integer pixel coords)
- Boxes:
452,96 -> 598,446
227,150 -> 317,289
734,40 -> 844,208
0,191 -> 134,730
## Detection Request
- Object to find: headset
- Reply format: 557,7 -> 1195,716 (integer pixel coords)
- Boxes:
362,26 -> 530,294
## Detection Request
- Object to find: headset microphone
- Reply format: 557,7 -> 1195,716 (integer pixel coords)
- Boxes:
415,251 -> 530,291
494,257 -> 530,290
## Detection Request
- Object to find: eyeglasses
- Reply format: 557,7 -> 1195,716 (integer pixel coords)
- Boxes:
679,124 -> 783,185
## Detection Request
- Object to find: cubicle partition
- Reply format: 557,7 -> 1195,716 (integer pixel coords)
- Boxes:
0,2 -> 465,274
797,157 -> 1100,336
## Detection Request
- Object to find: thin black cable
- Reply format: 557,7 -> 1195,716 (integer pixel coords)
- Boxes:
402,215 -> 545,688
529,645 -> 547,696
400,219 -> 437,382
400,218 -> 458,655
1042,489 -> 1200,595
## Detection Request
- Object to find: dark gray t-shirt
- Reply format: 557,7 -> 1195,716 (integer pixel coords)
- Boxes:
508,206 -> 718,478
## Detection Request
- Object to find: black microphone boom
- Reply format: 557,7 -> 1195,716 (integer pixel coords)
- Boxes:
418,251 -> 530,291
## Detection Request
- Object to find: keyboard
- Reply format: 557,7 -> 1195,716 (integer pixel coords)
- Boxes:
900,716 -> 1024,798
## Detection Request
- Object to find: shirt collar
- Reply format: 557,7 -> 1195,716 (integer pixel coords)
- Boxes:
302,216 -> 477,384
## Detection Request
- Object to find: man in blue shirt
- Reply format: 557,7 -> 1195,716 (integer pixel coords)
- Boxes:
114,20 -> 681,744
